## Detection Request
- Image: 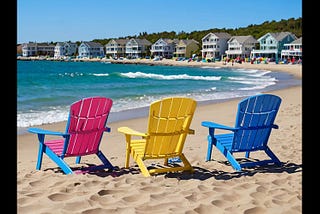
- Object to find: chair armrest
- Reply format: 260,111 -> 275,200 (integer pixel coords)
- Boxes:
201,121 -> 238,132
117,127 -> 148,137
28,127 -> 69,137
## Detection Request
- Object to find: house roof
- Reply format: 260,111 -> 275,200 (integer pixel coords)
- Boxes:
228,35 -> 258,44
114,39 -> 129,45
291,37 -> 302,44
129,38 -> 152,46
213,32 -> 232,39
179,39 -> 199,46
82,41 -> 104,48
259,32 -> 297,42
202,32 -> 232,40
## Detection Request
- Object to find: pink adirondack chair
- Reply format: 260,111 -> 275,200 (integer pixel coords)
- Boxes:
28,97 -> 114,174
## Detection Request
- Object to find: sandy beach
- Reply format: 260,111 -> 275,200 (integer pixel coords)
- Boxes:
17,60 -> 302,213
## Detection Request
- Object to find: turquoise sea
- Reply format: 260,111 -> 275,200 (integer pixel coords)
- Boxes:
17,60 -> 301,133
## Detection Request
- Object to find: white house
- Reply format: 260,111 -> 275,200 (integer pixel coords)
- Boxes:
281,37 -> 302,60
105,39 -> 128,59
150,38 -> 178,59
78,41 -> 105,58
125,38 -> 152,59
21,42 -> 55,57
225,35 -> 258,59
54,42 -> 77,59
201,32 -> 231,59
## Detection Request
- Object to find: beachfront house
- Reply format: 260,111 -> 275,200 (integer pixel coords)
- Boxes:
54,42 -> 77,59
78,41 -> 105,58
125,38 -> 152,59
173,39 -> 199,58
105,39 -> 129,59
22,42 -> 55,57
150,38 -> 179,59
280,37 -> 302,61
22,42 -> 37,57
36,43 -> 56,57
201,32 -> 231,60
250,32 -> 297,62
225,35 -> 258,59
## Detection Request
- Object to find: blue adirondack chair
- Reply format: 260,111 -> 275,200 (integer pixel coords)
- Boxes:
201,94 -> 282,171
28,97 -> 114,174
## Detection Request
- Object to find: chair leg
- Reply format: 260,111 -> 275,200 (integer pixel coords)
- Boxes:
180,153 -> 194,173
245,151 -> 250,158
206,135 -> 213,161
36,143 -> 45,170
36,134 -> 46,170
135,156 -> 151,177
224,150 -> 242,171
45,147 -> 73,174
97,150 -> 114,170
216,143 -> 241,171
75,156 -> 81,164
265,146 -> 281,165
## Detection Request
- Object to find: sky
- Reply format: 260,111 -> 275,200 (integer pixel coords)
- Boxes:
17,0 -> 302,44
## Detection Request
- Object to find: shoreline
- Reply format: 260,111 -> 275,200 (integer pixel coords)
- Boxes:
17,59 -> 302,135
17,57 -> 302,80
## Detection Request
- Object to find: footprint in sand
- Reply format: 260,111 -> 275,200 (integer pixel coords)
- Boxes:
81,207 -> 111,214
256,185 -> 268,193
250,191 -> 267,200
122,193 -> 150,204
25,192 -> 44,197
193,204 -> 217,214
97,189 -> 127,196
17,197 -> 37,206
243,207 -> 267,214
89,194 -> 120,206
150,192 -> 168,200
211,199 -> 231,208
234,182 -> 257,190
272,178 -> 288,186
29,180 -> 46,187
48,180 -> 68,188
140,186 -> 162,192
212,186 -> 228,192
221,192 -> 241,202
62,200 -> 95,212
48,192 -> 73,201
197,184 -> 208,191
83,180 -> 101,188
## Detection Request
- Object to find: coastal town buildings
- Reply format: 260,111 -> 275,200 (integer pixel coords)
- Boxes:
250,32 -> 297,62
18,30 -> 301,64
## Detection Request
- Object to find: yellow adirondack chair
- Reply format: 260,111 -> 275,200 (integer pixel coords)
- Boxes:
118,97 -> 197,177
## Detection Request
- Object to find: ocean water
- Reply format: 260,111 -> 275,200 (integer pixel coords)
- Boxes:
17,60 -> 301,132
